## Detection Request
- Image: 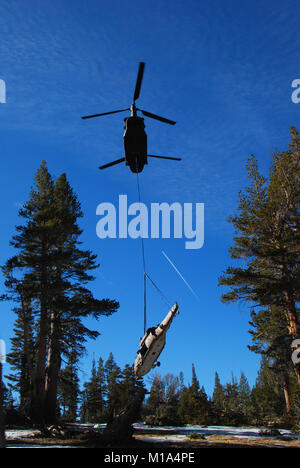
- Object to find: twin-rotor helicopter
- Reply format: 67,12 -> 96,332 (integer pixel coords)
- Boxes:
81,62 -> 181,173
81,64 -> 181,377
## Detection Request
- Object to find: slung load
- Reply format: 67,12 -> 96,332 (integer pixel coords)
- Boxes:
134,302 -> 179,378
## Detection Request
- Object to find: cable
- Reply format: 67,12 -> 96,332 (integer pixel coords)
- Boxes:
145,272 -> 172,309
136,161 -> 173,333
136,165 -> 147,334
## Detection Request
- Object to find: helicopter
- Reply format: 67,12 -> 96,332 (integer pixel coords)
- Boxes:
134,302 -> 179,378
81,62 -> 181,173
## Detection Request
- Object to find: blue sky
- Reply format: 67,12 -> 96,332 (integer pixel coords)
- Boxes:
0,0 -> 299,397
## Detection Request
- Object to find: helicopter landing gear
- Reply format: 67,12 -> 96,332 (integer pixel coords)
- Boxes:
152,361 -> 161,370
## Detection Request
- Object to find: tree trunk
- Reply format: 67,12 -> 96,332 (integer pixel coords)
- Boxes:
44,312 -> 61,424
283,376 -> 292,414
30,299 -> 48,424
101,388 -> 146,445
280,262 -> 300,384
285,291 -> 300,384
19,302 -> 33,415
0,363 -> 6,448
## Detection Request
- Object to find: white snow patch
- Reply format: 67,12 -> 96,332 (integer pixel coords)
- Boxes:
5,429 -> 40,440
138,434 -> 187,444
133,423 -> 299,440
5,423 -> 299,447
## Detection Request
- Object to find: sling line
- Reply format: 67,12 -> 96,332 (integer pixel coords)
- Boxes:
136,168 -> 147,334
136,165 -> 172,335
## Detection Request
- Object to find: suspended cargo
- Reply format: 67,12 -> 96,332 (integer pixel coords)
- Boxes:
134,302 -> 179,378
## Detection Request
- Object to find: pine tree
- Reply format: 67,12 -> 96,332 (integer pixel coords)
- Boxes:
238,371 -> 251,417
6,297 -> 35,415
0,363 -> 6,448
178,371 -> 185,395
118,365 -> 144,410
190,363 -> 200,394
81,356 -> 146,424
249,305 -> 294,414
2,161 -> 56,423
58,350 -> 80,422
44,172 -> 118,423
145,372 -> 182,426
1,162 -> 119,424
291,384 -> 300,421
212,372 -> 225,412
162,374 -> 183,425
219,128 -> 300,383
178,364 -> 210,425
104,353 -> 122,421
251,357 -> 286,424
223,374 -> 240,415
82,357 -> 103,423
145,373 -> 165,424
96,357 -> 106,420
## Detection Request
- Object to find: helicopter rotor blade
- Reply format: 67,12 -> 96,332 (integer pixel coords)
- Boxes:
133,62 -> 145,102
148,155 -> 181,161
81,108 -> 130,119
139,109 -> 176,125
99,158 -> 125,170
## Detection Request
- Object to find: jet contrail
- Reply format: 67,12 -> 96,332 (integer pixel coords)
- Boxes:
162,250 -> 200,301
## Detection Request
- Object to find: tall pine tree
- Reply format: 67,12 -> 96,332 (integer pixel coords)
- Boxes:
1,162 -> 119,423
81,357 -> 104,423
219,128 -> 300,383
6,296 -> 35,415
44,172 -> 118,423
2,161 -> 56,422
0,363 -> 5,448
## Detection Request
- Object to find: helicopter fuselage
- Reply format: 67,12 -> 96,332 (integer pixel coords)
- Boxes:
134,302 -> 179,378
123,116 -> 147,173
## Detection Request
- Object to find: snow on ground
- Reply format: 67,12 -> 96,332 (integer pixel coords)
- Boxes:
5,424 -> 298,441
5,429 -> 40,440
133,423 -> 299,440
136,435 -> 188,444
7,444 -> 80,449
